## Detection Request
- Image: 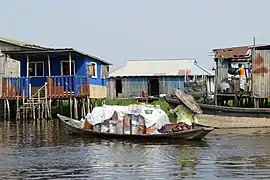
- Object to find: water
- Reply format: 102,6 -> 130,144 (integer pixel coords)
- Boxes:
1,120 -> 270,179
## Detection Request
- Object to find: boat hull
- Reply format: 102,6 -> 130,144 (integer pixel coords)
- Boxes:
164,96 -> 270,118
57,114 -> 214,141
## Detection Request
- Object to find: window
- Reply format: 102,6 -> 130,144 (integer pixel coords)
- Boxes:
28,61 -> 44,77
86,62 -> 97,78
101,65 -> 109,79
61,61 -> 75,75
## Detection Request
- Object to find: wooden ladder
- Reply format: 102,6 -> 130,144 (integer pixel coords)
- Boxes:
16,82 -> 51,120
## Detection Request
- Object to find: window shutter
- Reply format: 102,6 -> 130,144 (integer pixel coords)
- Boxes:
86,63 -> 92,77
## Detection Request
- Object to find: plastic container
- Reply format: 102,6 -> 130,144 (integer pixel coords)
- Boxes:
109,123 -> 117,133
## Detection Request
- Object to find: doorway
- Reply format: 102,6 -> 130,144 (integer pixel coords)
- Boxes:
115,78 -> 122,97
148,78 -> 159,96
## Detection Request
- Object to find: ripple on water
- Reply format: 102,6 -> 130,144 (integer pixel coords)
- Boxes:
1,120 -> 270,179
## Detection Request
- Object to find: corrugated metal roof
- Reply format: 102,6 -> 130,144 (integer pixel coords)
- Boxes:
213,44 -> 270,60
213,46 -> 250,59
2,48 -> 112,65
0,37 -> 50,49
110,59 -> 214,77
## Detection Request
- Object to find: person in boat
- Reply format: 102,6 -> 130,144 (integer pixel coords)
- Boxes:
168,103 -> 198,128
238,63 -> 245,91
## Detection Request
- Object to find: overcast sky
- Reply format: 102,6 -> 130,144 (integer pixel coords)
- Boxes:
1,0 -> 270,70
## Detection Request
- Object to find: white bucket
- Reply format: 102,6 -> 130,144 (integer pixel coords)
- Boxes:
109,123 -> 117,133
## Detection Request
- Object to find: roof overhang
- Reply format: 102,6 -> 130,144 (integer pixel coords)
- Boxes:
2,48 -> 112,65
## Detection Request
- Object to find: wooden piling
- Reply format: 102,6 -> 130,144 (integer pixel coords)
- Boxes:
38,91 -> 41,120
16,96 -> 20,120
87,96 -> 90,114
4,99 -> 6,120
82,98 -> 86,117
6,99 -> 10,121
73,97 -> 78,119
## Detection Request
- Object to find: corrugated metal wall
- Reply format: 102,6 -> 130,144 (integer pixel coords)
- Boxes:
107,76 -> 214,98
159,76 -> 185,94
107,77 -> 148,98
107,76 -> 185,98
252,50 -> 270,98
122,77 -> 148,97
216,59 -> 229,85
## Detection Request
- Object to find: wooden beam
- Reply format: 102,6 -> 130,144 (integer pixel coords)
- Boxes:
26,54 -> 29,77
4,54 -> 7,76
69,52 -> 72,75
47,54 -> 51,77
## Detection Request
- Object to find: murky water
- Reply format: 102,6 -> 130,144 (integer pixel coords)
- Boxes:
0,120 -> 270,179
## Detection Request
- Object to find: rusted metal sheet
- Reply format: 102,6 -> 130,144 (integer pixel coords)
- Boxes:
252,50 -> 270,98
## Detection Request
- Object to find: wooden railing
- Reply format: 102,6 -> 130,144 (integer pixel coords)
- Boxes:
1,75 -> 90,99
1,77 -> 31,99
47,75 -> 90,98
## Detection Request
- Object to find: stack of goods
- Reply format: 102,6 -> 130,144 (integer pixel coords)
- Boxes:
171,122 -> 194,133
161,122 -> 194,133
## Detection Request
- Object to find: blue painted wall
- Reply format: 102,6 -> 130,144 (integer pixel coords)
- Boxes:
20,55 -> 107,87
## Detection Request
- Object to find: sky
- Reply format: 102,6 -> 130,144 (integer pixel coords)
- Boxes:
1,0 -> 270,71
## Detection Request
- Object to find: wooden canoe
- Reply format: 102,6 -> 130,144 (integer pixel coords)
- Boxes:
57,114 -> 214,141
165,96 -> 270,118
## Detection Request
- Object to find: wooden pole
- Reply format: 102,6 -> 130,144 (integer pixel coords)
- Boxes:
73,97 -> 78,119
38,91 -> 41,120
6,99 -> 10,121
69,52 -> 72,118
16,94 -> 20,120
47,54 -> 51,77
32,98 -> 35,120
87,96 -> 90,114
4,99 -> 6,120
252,37 -> 256,108
26,54 -> 29,77
47,54 -> 52,115
22,89 -> 25,120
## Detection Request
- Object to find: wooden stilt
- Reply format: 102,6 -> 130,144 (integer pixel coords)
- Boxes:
87,96 -> 90,114
74,97 -> 78,120
4,99 -> 6,120
82,98 -> 86,117
16,95 -> 20,120
89,98 -> 92,112
69,98 -> 72,118
6,99 -> 10,121
60,100 -> 63,115
80,99 -> 83,119
95,99 -> 97,107
58,99 -> 61,114
22,90 -> 26,120
32,99 -> 36,120
38,91 -> 41,120
41,102 -> 45,119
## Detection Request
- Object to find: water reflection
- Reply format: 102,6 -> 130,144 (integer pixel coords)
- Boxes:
0,119 -> 270,179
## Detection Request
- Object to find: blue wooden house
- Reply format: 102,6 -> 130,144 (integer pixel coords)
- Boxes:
1,48 -> 111,99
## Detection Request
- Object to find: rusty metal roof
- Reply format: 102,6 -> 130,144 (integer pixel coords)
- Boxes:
213,46 -> 250,59
109,59 -> 214,77
0,37 -> 49,50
